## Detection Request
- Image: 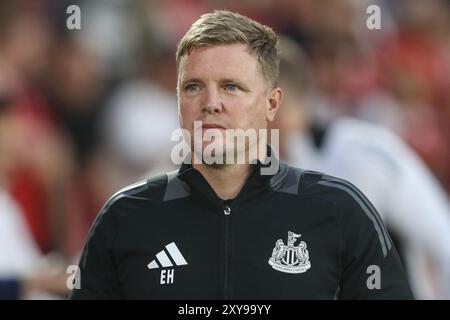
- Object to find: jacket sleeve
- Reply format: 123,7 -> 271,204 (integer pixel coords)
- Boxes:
0,279 -> 21,299
69,199 -> 122,299
332,180 -> 414,300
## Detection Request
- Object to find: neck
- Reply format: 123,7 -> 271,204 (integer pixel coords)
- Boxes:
193,163 -> 253,200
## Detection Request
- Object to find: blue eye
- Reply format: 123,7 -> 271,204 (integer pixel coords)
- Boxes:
225,84 -> 239,92
185,84 -> 200,93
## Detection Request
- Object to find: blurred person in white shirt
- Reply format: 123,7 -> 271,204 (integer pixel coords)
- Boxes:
270,37 -> 450,299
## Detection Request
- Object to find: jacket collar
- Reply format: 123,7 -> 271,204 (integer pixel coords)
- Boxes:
176,145 -> 279,212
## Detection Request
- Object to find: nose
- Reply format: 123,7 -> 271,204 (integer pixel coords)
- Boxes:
203,87 -> 223,114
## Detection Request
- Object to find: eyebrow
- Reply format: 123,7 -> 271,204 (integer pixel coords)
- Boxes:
179,77 -> 250,91
220,78 -> 242,84
180,78 -> 203,87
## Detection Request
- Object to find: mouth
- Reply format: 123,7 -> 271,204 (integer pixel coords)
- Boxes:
201,123 -> 226,130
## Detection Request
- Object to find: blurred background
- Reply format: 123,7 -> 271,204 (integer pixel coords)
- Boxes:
0,0 -> 449,299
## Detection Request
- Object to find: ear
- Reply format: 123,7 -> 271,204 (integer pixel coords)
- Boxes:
266,87 -> 283,123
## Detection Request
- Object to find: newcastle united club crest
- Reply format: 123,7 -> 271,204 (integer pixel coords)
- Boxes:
268,231 -> 311,274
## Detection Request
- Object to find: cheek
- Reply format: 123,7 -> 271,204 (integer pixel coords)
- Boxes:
178,100 -> 196,128
227,100 -> 257,128
249,96 -> 268,126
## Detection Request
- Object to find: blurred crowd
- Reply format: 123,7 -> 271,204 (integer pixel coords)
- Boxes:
0,0 -> 449,299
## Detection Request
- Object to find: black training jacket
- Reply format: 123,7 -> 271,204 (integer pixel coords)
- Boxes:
70,157 -> 413,299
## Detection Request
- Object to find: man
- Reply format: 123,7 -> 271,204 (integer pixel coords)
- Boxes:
271,37 -> 450,299
70,10 -> 412,299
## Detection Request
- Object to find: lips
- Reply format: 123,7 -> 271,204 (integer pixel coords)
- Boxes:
201,123 -> 226,129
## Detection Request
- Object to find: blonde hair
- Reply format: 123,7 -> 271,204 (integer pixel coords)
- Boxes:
176,10 -> 280,88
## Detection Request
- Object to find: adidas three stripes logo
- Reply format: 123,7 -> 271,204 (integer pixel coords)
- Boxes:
147,242 -> 188,269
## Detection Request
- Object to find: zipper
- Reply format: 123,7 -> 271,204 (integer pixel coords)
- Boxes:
223,202 -> 231,299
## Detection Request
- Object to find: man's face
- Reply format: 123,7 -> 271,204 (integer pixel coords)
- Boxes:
177,43 -> 281,163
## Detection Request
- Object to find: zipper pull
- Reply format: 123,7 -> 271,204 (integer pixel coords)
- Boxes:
223,205 -> 231,215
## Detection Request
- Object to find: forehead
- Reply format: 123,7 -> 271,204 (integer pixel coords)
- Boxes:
178,43 -> 262,81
